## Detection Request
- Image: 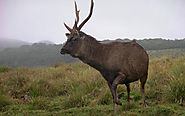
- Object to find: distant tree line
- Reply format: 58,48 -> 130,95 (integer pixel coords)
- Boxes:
0,39 -> 185,67
137,38 -> 185,50
0,43 -> 77,67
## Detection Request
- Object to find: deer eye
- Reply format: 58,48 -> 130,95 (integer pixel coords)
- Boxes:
72,38 -> 78,41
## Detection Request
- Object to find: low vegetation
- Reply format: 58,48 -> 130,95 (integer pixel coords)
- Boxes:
0,56 -> 185,115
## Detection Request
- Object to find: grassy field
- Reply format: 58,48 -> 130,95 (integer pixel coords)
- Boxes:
0,56 -> 185,115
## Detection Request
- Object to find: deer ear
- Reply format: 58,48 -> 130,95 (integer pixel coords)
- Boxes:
65,33 -> 70,36
65,33 -> 70,39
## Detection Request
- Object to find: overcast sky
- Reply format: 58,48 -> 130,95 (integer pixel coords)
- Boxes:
0,0 -> 185,44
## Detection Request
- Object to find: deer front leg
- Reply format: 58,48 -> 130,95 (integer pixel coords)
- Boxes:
125,83 -> 131,109
108,72 -> 126,114
107,82 -> 121,106
108,82 -> 120,114
112,72 -> 126,104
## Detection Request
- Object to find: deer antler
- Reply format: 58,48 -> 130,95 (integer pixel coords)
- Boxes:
64,0 -> 94,32
78,0 -> 94,30
64,23 -> 72,32
73,1 -> 80,29
74,1 -> 80,25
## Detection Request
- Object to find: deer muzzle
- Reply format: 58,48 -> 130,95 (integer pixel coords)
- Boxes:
60,48 -> 67,54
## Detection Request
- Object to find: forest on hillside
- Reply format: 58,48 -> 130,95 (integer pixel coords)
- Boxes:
0,39 -> 185,67
138,38 -> 185,50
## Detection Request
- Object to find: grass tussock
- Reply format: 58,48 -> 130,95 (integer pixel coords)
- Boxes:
0,67 -> 10,73
0,95 -> 12,111
0,57 -> 185,115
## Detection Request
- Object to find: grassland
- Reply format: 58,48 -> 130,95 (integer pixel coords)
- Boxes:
0,56 -> 185,115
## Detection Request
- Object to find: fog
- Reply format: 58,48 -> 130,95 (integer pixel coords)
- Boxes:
0,0 -> 185,44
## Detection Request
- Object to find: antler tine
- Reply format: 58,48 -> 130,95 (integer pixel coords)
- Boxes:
78,0 -> 94,30
64,23 -> 72,32
74,1 -> 80,25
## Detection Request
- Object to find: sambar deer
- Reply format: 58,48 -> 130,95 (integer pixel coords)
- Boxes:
61,0 -> 149,113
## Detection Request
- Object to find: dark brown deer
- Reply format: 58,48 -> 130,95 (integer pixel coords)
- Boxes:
61,0 -> 149,113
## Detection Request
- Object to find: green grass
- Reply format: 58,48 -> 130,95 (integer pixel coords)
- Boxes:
0,56 -> 185,115
0,67 -> 10,73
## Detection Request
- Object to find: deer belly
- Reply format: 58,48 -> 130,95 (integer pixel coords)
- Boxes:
122,77 -> 140,84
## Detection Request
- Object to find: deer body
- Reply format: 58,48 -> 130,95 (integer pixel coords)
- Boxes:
61,0 -> 149,113
69,32 -> 148,84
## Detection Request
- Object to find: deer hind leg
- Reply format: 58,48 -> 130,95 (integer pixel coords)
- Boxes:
140,83 -> 146,107
125,83 -> 131,103
140,75 -> 147,107
123,83 -> 131,110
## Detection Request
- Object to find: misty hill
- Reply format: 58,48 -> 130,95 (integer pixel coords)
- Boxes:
36,40 -> 55,45
0,38 -> 30,50
102,38 -> 185,50
0,43 -> 77,67
138,38 -> 185,50
0,38 -> 185,67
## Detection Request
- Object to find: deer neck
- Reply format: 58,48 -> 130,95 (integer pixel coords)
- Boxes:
78,37 -> 104,71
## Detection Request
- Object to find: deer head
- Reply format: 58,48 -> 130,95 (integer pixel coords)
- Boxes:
61,0 -> 94,57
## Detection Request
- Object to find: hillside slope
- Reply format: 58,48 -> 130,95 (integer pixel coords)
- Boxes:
0,39 -> 185,67
0,39 -> 30,50
0,43 -> 77,67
